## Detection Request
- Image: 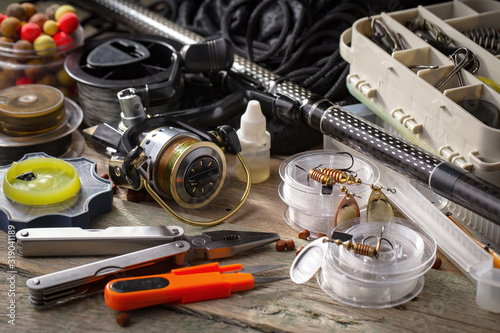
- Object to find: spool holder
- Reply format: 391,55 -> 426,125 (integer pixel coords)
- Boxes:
0,153 -> 113,232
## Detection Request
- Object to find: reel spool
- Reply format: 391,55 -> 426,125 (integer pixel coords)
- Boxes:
0,153 -> 113,232
0,84 -> 83,165
64,34 -> 184,126
290,217 -> 436,308
278,150 -> 380,236
112,125 -> 226,209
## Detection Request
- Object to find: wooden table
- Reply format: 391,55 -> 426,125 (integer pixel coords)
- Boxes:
1,135 -> 499,332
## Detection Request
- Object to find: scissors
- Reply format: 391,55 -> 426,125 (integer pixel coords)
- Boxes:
105,262 -> 286,311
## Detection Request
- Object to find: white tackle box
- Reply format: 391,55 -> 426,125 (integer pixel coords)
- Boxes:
340,0 -> 500,187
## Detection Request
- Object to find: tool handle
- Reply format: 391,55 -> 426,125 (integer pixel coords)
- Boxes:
104,263 -> 254,311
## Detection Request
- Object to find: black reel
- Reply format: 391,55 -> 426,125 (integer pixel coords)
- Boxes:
65,34 -> 233,125
65,34 -> 184,125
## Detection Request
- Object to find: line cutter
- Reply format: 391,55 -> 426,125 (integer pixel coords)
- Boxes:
104,262 -> 286,311
25,227 -> 280,307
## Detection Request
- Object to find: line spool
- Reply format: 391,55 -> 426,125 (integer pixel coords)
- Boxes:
64,34 -> 184,127
290,217 -> 436,308
318,218 -> 436,308
0,84 -> 83,165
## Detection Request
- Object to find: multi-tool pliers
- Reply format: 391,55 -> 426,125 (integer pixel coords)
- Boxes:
22,226 -> 279,307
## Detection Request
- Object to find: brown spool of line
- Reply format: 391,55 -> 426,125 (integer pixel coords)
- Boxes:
0,84 -> 82,165
0,84 -> 66,136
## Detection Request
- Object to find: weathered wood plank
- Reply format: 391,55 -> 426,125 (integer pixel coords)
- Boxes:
2,260 -> 498,332
1,145 -> 499,331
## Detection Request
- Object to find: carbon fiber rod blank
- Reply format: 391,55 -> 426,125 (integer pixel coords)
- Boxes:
87,0 -> 500,225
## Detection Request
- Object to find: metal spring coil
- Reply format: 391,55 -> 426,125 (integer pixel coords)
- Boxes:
320,168 -> 347,183
352,243 -> 376,257
308,168 -> 331,185
462,27 -> 500,55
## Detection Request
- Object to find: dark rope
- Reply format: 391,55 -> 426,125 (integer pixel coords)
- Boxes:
146,0 -> 445,101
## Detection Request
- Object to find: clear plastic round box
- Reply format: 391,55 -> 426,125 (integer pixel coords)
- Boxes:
314,217 -> 436,308
278,150 -> 380,236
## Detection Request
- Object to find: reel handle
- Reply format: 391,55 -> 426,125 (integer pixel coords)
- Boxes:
181,38 -> 234,73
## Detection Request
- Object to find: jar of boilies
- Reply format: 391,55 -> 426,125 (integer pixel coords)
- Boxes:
0,2 -> 84,97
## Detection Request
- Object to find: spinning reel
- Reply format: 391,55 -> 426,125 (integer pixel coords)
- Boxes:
84,87 -> 251,227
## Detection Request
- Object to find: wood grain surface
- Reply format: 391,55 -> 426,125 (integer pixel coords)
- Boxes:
1,142 -> 499,332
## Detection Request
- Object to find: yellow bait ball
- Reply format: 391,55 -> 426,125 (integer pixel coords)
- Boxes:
56,68 -> 74,87
54,5 -> 76,21
33,34 -> 56,55
43,20 -> 59,36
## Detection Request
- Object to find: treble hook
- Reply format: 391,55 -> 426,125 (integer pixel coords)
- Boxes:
362,225 -> 394,254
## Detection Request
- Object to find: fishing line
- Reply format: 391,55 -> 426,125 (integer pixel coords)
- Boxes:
76,83 -> 167,126
0,85 -> 83,165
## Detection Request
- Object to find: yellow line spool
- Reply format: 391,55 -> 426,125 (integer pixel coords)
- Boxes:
3,157 -> 81,206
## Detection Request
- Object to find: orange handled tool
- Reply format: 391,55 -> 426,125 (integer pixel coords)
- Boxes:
104,262 -> 284,311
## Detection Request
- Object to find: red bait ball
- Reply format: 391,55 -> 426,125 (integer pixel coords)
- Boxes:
16,77 -> 34,85
57,12 -> 79,34
53,31 -> 73,50
21,22 -> 41,43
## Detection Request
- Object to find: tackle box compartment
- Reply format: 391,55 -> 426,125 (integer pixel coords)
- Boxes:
340,0 -> 500,187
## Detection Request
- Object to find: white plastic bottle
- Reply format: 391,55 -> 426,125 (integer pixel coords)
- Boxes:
236,100 -> 271,183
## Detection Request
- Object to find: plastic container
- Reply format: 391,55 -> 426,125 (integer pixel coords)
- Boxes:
323,140 -> 500,312
290,217 -> 436,308
339,0 -> 500,187
278,150 -> 380,236
236,100 -> 271,183
0,14 -> 83,97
